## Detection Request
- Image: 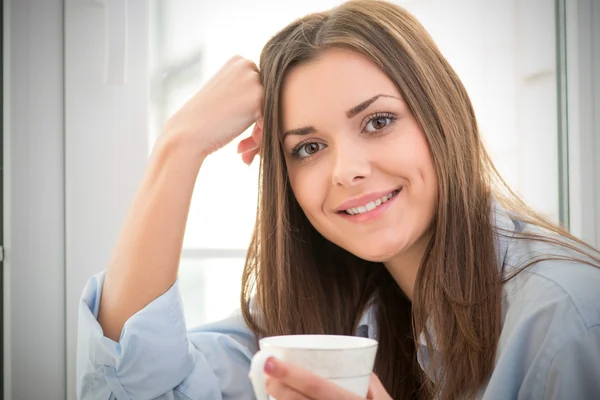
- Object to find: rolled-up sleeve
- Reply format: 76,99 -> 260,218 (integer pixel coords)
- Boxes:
544,325 -> 600,399
77,272 -> 258,400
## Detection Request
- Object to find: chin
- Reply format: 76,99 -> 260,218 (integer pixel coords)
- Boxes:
347,241 -> 407,263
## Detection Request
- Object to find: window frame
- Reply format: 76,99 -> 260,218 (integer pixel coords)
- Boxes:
3,0 -> 66,398
563,0 -> 600,248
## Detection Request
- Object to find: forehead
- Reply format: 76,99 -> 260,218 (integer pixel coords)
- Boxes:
280,49 -> 402,129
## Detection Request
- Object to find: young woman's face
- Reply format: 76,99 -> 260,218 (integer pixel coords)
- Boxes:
281,49 -> 437,263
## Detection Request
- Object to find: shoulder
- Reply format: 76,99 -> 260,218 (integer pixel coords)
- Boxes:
489,235 -> 600,398
502,226 -> 600,329
499,255 -> 600,355
499,247 -> 600,352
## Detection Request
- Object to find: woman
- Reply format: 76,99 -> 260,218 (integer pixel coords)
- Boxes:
77,1 -> 600,399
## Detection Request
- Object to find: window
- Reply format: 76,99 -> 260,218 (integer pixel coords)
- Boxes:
149,0 -> 562,328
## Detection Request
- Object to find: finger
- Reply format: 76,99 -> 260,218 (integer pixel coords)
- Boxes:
266,377 -> 311,400
252,118 -> 263,144
244,58 -> 259,73
366,374 -> 391,400
237,135 -> 259,154
241,150 -> 257,166
265,358 -> 361,400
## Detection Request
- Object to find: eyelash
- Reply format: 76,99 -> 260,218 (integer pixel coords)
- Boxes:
290,112 -> 397,160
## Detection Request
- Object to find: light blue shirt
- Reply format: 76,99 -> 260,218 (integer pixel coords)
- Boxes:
77,205 -> 600,399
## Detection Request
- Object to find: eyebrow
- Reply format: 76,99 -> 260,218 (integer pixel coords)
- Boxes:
281,94 -> 398,141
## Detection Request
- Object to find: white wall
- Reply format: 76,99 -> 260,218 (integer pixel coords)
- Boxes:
64,1 -> 150,398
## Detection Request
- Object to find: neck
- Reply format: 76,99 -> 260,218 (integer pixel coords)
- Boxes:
383,230 -> 432,301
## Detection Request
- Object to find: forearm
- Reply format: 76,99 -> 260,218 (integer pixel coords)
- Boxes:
98,132 -> 205,341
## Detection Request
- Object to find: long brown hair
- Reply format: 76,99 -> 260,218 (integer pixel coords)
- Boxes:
240,1 -> 600,398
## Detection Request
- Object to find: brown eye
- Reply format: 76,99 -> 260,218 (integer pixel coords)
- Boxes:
304,143 -> 320,155
293,141 -> 326,159
364,114 -> 396,133
372,117 -> 388,130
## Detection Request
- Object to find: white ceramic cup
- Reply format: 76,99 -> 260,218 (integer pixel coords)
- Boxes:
249,334 -> 378,400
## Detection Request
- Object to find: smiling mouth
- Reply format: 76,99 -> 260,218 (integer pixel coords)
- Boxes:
340,189 -> 401,215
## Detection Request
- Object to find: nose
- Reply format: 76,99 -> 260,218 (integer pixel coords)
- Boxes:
331,139 -> 371,187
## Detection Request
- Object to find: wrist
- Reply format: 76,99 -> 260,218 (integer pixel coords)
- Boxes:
154,128 -> 208,168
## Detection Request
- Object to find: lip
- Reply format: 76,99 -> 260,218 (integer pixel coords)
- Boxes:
335,188 -> 401,212
337,188 -> 401,223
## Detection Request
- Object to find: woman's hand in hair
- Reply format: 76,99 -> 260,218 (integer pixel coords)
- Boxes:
237,117 -> 263,165
162,55 -> 263,158
262,357 -> 392,400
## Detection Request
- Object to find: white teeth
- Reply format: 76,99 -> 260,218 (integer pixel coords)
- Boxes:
344,189 -> 399,215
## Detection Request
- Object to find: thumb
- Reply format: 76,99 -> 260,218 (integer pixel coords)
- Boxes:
366,373 -> 389,399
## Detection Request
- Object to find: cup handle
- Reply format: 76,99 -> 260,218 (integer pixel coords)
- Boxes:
250,349 -> 277,400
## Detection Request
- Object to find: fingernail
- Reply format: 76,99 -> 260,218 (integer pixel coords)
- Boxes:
264,357 -> 275,373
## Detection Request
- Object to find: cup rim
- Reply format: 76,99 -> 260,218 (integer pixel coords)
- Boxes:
259,334 -> 378,351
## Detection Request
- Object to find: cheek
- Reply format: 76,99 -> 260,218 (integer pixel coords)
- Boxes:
379,131 -> 431,179
397,130 -> 435,182
408,140 -> 438,219
415,141 -> 437,198
287,166 -> 329,217
381,129 -> 437,214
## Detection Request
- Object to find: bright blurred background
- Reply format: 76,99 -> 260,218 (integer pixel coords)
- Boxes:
147,0 -> 561,328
